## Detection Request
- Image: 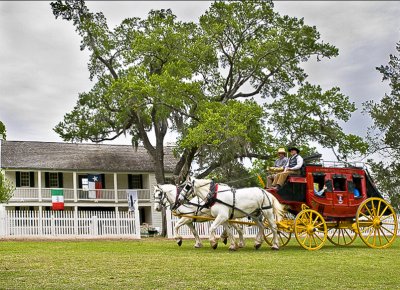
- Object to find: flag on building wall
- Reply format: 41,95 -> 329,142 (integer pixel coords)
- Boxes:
51,189 -> 64,210
88,174 -> 102,199
127,190 -> 138,212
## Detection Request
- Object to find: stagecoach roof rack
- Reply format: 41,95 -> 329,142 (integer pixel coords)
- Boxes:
320,160 -> 366,169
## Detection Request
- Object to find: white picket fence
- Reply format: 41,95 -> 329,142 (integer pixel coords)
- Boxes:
168,214 -> 400,238
168,216 -> 260,238
0,210 -> 140,238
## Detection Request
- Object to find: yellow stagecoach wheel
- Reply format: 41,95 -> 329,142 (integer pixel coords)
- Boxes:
356,197 -> 398,249
263,226 -> 291,247
294,209 -> 327,250
327,227 -> 357,246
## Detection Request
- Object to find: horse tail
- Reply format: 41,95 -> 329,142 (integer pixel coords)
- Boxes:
267,191 -> 286,222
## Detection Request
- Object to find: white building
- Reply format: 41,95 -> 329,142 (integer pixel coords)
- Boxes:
0,140 -> 177,237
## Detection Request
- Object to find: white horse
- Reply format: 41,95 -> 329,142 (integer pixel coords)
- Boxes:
153,184 -> 245,249
178,177 -> 285,250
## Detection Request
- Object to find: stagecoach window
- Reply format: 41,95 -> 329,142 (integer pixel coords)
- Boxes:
352,175 -> 363,197
313,174 -> 325,193
333,177 -> 346,191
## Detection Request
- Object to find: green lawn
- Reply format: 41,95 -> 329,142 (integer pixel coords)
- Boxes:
0,237 -> 399,289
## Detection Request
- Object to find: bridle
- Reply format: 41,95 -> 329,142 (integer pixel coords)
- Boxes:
154,186 -> 171,209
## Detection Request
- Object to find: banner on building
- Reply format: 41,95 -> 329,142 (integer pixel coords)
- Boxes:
51,189 -> 64,210
127,190 -> 138,212
88,174 -> 102,199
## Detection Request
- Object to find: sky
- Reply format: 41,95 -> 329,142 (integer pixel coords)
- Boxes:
0,1 -> 399,161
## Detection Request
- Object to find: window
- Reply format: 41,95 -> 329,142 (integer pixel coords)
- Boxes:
312,172 -> 326,193
333,175 -> 346,191
49,172 -> 59,187
20,172 -> 30,187
128,174 -> 143,189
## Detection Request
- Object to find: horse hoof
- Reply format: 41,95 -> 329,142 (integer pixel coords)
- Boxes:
177,239 -> 182,247
194,243 -> 203,248
211,243 -> 218,250
271,246 -> 279,251
238,242 -> 245,248
254,243 -> 262,250
229,246 -> 237,251
222,237 -> 228,245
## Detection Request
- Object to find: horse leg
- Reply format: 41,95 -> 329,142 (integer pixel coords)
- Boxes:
220,227 -> 228,245
232,223 -> 245,248
224,222 -> 238,251
174,217 -> 197,247
263,210 -> 279,250
209,215 -> 229,250
253,217 -> 265,250
187,222 -> 203,248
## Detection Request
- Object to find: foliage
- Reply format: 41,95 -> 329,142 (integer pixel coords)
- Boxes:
364,41 -> 400,210
266,83 -> 368,161
0,120 -> 6,140
0,239 -> 399,289
50,0 -> 364,184
0,171 -> 14,203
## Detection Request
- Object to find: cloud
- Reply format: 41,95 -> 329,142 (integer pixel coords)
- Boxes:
0,1 -> 399,158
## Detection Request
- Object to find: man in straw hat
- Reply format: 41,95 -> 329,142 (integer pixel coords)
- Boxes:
271,146 -> 304,190
266,148 -> 288,188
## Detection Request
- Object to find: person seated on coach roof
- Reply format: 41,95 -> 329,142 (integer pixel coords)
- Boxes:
271,146 -> 304,190
266,147 -> 288,188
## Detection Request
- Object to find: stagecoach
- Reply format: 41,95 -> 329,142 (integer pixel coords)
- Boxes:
264,157 -> 398,250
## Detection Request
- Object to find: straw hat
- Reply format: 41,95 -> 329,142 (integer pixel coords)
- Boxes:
277,148 -> 286,154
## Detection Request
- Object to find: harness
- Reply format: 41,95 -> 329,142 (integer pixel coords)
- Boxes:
195,181 -> 273,220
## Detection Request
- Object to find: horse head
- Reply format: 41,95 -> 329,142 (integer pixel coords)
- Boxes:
177,176 -> 196,204
153,184 -> 166,212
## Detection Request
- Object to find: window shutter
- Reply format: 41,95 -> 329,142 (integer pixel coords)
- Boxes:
101,174 -> 105,189
58,172 -> 63,188
128,174 -> 132,189
29,172 -> 35,187
78,175 -> 84,189
16,171 -> 21,187
45,172 -> 50,188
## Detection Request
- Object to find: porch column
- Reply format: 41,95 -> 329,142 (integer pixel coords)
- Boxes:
38,170 -> 42,202
73,172 -> 78,202
114,173 -> 118,203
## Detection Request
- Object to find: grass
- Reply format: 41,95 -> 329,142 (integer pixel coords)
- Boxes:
0,237 -> 399,289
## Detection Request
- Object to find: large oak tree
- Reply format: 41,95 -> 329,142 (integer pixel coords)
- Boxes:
51,0 -> 349,183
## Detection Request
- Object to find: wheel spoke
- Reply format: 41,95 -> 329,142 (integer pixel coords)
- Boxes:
359,211 -> 373,221
378,204 -> 389,218
369,201 -> 377,217
380,215 -> 394,223
364,204 -> 374,217
376,200 -> 382,216
380,225 -> 395,236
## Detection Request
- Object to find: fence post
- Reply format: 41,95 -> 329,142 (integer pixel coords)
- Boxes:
38,206 -> 43,236
133,200 -> 140,239
0,205 -> 6,236
74,206 -> 78,236
165,208 -> 173,238
91,215 -> 98,236
51,212 -> 55,236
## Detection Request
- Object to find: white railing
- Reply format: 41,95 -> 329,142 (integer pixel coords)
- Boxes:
117,189 -> 150,201
10,188 -> 39,201
10,188 -> 150,203
2,210 -> 140,238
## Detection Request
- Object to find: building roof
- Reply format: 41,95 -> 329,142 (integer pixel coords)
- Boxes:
0,140 -> 178,173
